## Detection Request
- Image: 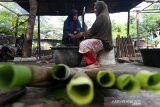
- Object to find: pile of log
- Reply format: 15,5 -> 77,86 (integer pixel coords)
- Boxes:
116,36 -> 136,57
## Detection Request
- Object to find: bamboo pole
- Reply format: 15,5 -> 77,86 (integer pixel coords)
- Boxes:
28,65 -> 51,83
0,64 -> 52,90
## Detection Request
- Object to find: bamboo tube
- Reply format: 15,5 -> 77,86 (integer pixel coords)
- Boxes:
66,73 -> 94,105
0,64 -> 32,90
136,70 -> 160,90
78,70 -> 116,88
51,64 -> 116,88
116,74 -> 140,93
0,64 -> 52,90
50,64 -> 149,94
28,65 -> 51,83
51,64 -> 71,80
96,70 -> 115,87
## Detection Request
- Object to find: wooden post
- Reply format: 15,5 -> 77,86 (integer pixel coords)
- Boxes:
127,11 -> 130,36
136,10 -> 140,49
37,15 -> 41,59
82,7 -> 85,31
22,0 -> 37,57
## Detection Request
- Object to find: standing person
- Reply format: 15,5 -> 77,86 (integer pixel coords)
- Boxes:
62,9 -> 84,46
79,1 -> 113,68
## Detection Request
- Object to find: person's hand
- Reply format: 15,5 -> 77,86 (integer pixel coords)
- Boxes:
69,34 -> 76,39
82,32 -> 87,37
74,32 -> 85,38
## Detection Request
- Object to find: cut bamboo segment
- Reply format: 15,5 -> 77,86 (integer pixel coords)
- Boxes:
96,70 -> 115,87
116,74 -> 140,93
51,64 -> 71,80
136,70 -> 160,90
66,73 -> 94,105
28,65 -> 51,83
0,64 -> 52,90
0,64 -> 32,90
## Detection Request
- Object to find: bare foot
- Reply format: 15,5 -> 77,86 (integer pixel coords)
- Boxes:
85,63 -> 100,69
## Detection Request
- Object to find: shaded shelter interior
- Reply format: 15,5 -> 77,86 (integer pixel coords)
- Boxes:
13,0 -> 145,15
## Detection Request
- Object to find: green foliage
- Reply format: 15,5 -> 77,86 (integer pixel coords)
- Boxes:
148,3 -> 160,10
141,13 -> 160,33
115,11 -> 160,39
0,11 -> 11,22
129,3 -> 160,39
0,10 -> 28,36
129,16 -> 137,37
0,26 -> 14,35
112,3 -> 160,39
112,20 -> 127,39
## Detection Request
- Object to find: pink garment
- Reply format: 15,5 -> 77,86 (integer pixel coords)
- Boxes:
79,39 -> 104,54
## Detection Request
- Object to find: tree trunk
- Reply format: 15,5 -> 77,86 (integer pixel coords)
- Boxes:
23,0 -> 37,57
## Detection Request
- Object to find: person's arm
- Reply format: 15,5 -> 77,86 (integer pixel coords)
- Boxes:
73,20 -> 85,38
63,20 -> 75,38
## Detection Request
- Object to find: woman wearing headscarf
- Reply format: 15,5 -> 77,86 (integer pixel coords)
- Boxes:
62,9 -> 84,46
79,1 -> 113,68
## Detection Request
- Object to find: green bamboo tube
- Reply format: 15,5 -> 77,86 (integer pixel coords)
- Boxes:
136,70 -> 160,90
0,64 -> 32,90
72,69 -> 116,88
96,70 -> 115,87
67,73 -> 94,105
116,74 -> 140,93
51,64 -> 116,87
0,64 -> 52,89
51,64 -> 71,80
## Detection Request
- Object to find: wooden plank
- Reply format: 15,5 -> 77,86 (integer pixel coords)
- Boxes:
116,36 -> 121,57
128,36 -> 136,57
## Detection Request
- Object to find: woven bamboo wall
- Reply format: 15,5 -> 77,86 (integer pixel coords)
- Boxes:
116,36 -> 136,58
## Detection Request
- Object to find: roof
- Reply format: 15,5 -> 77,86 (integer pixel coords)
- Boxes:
13,0 -> 145,16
